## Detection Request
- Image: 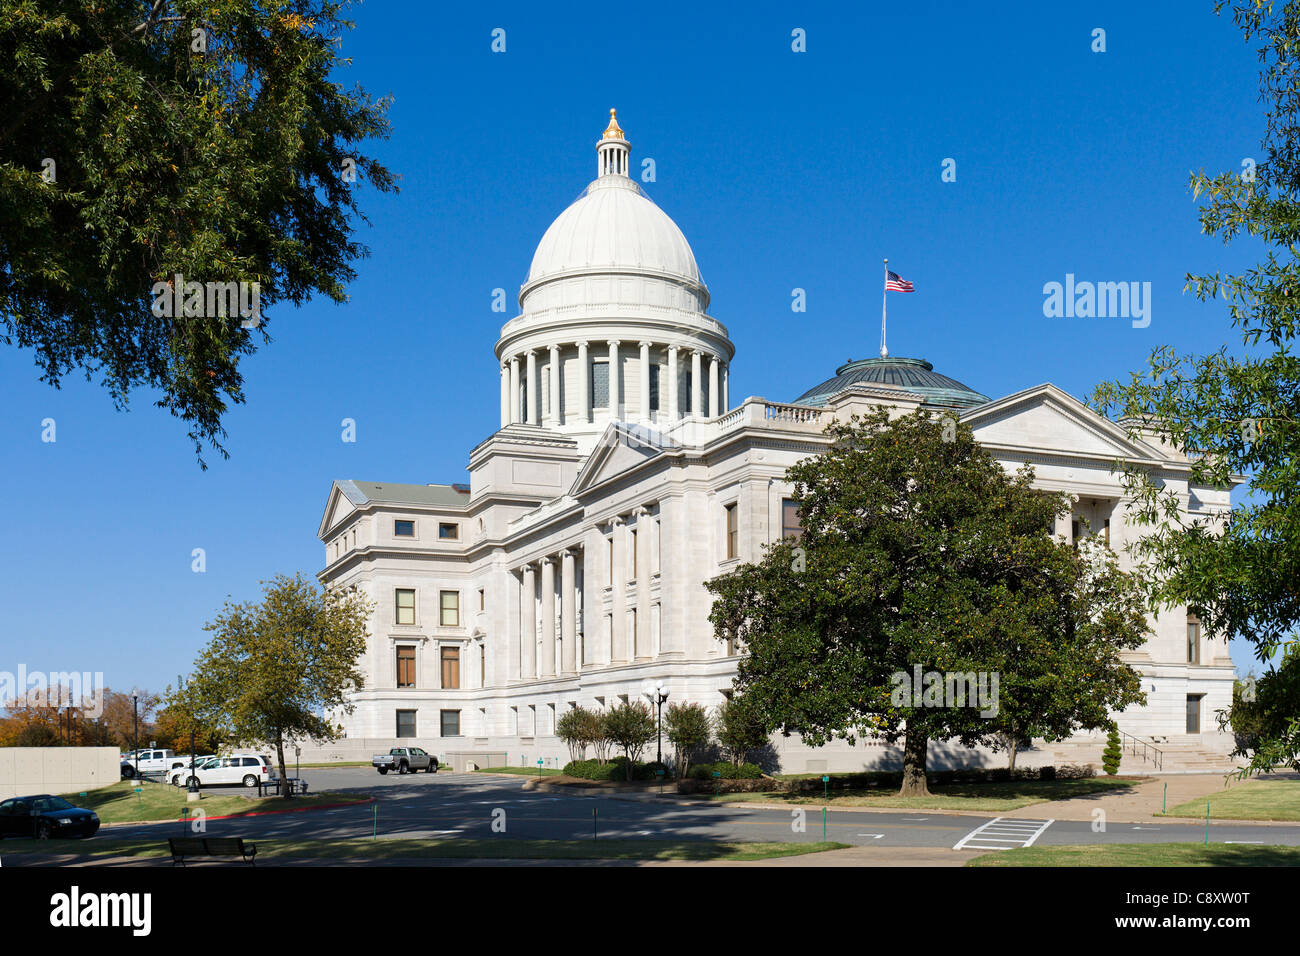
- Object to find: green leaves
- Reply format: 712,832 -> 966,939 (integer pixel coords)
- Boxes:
0,1 -> 396,465
706,410 -> 1148,771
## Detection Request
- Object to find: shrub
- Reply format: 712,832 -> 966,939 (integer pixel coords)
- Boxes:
688,761 -> 764,780
714,696 -> 769,766
563,757 -> 669,781
1102,728 -> 1123,775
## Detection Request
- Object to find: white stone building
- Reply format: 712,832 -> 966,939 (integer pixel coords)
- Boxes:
316,112 -> 1237,773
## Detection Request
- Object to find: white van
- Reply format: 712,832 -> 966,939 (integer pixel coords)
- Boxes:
176,755 -> 277,788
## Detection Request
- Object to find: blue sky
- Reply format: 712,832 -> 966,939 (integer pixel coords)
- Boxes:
0,1 -> 1277,693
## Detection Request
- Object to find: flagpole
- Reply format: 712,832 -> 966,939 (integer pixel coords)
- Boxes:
881,258 -> 889,358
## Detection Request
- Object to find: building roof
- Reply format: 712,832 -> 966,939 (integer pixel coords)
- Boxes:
792,355 -> 990,409
336,480 -> 470,509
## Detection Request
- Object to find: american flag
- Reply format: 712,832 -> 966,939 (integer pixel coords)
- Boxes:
885,270 -> 914,293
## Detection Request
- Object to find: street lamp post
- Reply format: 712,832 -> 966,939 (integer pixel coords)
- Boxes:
180,676 -> 199,794
132,694 -> 139,779
642,680 -> 670,765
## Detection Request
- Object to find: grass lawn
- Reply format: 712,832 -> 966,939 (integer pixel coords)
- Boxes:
0,836 -> 848,863
1163,778 -> 1300,822
474,766 -> 563,777
968,843 -> 1300,866
700,777 -> 1140,811
59,781 -> 371,825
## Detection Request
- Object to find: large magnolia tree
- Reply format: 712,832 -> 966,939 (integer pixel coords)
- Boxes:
0,0 -> 396,464
707,409 -> 1149,796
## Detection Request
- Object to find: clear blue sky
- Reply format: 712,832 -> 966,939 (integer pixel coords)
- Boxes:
0,1 -> 1276,693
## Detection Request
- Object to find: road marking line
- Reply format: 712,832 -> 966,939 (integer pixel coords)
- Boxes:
954,817 -> 1054,851
856,834 -> 885,839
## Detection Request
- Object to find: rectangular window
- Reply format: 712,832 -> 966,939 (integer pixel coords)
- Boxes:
725,503 -> 738,559
1187,615 -> 1201,664
395,588 -> 416,626
440,709 -> 460,737
679,368 -> 692,415
440,590 -> 459,627
607,535 -> 614,587
649,364 -> 660,412
441,646 -> 460,689
630,528 -> 638,577
591,360 -> 609,408
781,498 -> 803,542
438,522 -> 459,540
480,644 -> 486,686
478,588 -> 485,611
396,709 -> 417,738
396,646 -> 416,688
394,519 -> 415,537
1103,518 -> 1111,545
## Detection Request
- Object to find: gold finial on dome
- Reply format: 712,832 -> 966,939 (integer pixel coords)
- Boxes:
602,108 -> 625,141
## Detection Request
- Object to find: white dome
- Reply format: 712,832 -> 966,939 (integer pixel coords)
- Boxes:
526,177 -> 703,288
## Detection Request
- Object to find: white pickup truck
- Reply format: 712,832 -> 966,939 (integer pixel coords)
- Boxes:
372,747 -> 438,775
121,749 -> 182,777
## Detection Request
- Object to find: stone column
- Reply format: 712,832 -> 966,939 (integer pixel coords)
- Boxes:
525,350 -> 539,426
639,341 -> 651,422
608,340 -> 621,419
634,506 -> 651,660
610,517 -> 625,662
709,356 -> 720,418
722,364 -> 729,412
509,357 -> 520,424
667,346 -> 679,421
499,364 -> 509,428
548,344 -> 561,426
521,564 -> 536,679
561,549 -> 577,675
540,557 -> 556,678
691,350 -> 703,418
577,341 -> 590,423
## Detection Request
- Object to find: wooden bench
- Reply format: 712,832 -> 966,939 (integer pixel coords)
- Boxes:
168,837 -> 257,866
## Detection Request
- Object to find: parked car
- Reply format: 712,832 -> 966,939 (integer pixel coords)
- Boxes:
168,756 -> 219,786
175,755 -> 277,788
372,747 -> 438,775
0,795 -> 100,839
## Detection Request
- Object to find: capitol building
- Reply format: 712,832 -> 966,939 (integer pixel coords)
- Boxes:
317,112 -> 1236,773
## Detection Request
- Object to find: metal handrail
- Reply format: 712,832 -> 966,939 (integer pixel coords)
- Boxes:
1116,729 -> 1163,770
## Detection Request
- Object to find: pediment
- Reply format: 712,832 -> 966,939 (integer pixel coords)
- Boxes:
318,482 -> 360,537
962,384 -> 1176,464
571,423 -> 670,495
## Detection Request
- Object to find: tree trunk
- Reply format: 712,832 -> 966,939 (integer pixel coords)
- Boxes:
1006,732 -> 1019,774
899,727 -> 930,796
275,733 -> 290,800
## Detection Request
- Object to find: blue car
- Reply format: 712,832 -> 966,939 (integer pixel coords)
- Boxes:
0,795 -> 100,839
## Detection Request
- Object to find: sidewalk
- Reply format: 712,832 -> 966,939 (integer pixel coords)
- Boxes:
999,772 -> 1240,824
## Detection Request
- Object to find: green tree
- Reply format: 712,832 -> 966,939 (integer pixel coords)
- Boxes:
181,573 -> 371,797
1091,1 -> 1300,775
707,410 -> 1148,796
602,701 -> 656,779
664,701 -> 711,778
0,0 -> 396,465
556,705 -> 595,763
1219,655 -> 1300,772
714,695 -> 769,768
1102,727 -> 1122,776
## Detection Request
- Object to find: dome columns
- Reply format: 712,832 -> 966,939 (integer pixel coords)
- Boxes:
576,341 -> 590,423
525,350 -> 539,426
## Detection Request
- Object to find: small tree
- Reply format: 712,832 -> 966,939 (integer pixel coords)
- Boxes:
588,708 -> 614,764
664,702 -> 711,779
1102,727 -> 1123,776
184,573 -> 372,798
715,696 -> 769,767
556,706 -> 592,762
602,702 -> 656,779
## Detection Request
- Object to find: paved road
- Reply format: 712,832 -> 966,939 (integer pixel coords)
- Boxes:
105,768 -> 1300,853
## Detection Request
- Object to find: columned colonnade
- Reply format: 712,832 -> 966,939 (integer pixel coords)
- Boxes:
499,341 -> 729,428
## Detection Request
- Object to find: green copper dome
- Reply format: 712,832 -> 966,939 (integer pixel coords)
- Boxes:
792,356 -> 989,409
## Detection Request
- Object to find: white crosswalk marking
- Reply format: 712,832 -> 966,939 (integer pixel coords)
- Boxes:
953,817 -> 1054,851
